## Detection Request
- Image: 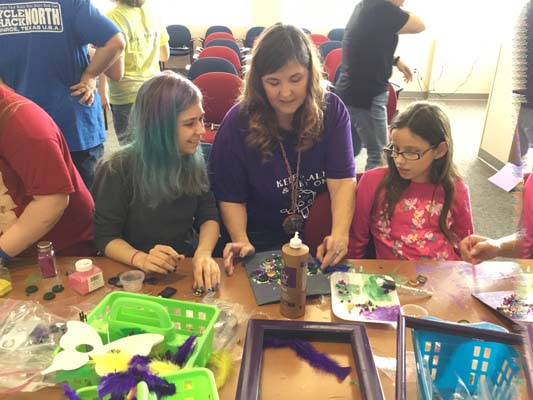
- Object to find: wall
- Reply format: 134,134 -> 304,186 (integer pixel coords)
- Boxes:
92,0 -> 523,96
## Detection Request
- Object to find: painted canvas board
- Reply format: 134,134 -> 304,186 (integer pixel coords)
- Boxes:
243,250 -> 331,306
330,272 -> 401,324
472,290 -> 533,324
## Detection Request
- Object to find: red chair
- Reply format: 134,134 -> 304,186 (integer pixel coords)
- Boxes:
193,72 -> 243,143
204,31 -> 236,47
199,46 -> 241,75
304,172 -> 363,257
387,82 -> 398,123
323,48 -> 342,82
308,33 -> 329,48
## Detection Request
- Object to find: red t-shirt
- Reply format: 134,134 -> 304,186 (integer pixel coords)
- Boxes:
0,86 -> 95,256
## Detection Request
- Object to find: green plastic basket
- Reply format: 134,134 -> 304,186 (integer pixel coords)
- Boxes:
56,292 -> 219,389
76,381 -> 156,400
162,368 -> 219,400
74,368 -> 218,400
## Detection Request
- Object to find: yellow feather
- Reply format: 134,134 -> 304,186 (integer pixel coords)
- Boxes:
149,360 -> 181,375
206,350 -> 232,389
90,350 -> 132,376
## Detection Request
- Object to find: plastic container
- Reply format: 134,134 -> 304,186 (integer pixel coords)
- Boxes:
401,304 -> 428,318
37,241 -> 57,278
162,368 -> 219,400
56,292 -> 219,389
119,270 -> 145,292
412,318 -> 523,399
0,266 -> 12,296
75,368 -> 218,400
68,259 -> 104,295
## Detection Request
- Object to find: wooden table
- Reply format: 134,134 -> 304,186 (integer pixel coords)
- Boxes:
1,257 -> 530,399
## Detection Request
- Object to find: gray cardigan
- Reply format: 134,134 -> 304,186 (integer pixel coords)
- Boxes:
92,154 -> 219,256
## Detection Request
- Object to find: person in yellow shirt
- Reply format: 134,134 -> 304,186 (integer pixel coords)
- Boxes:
98,0 -> 170,145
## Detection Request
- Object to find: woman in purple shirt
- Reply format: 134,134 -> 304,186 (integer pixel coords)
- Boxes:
209,23 -> 357,272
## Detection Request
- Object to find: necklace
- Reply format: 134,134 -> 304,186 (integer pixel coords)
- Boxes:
279,142 -> 304,236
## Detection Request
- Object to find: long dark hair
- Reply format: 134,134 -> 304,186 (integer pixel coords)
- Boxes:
240,23 -> 325,161
373,102 -> 460,244
109,71 -> 208,208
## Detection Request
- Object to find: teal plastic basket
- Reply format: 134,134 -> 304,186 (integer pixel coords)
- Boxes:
56,292 -> 219,389
413,318 -> 522,400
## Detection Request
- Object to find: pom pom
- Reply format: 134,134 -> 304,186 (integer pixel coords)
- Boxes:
207,350 -> 233,389
91,350 -> 132,376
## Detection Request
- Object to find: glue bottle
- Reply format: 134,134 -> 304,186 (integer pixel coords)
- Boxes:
280,232 -> 309,318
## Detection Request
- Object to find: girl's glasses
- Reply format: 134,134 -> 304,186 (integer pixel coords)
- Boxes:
383,143 -> 436,161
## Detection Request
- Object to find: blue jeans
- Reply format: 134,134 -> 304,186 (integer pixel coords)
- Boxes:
70,143 -> 104,190
347,90 -> 389,171
110,103 -> 133,145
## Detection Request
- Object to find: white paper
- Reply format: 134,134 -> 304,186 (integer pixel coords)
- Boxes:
488,162 -> 523,192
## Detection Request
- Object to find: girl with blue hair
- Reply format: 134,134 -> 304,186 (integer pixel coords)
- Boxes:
93,71 -> 221,291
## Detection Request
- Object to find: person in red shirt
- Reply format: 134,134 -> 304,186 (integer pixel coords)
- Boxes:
0,85 -> 95,262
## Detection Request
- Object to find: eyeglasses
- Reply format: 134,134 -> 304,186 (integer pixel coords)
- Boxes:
383,143 -> 436,161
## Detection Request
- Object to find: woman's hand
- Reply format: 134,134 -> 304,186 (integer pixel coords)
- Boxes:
396,59 -> 413,83
70,71 -> 97,105
458,235 -> 500,264
134,245 -> 183,274
316,234 -> 349,270
222,241 -> 255,276
192,252 -> 221,292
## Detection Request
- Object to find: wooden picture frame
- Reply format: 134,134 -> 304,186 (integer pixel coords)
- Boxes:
396,315 -> 530,400
236,319 -> 384,400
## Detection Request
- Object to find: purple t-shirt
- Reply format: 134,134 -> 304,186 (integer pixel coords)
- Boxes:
209,92 -> 355,234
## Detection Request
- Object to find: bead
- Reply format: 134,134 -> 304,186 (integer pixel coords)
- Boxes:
43,292 -> 55,300
25,285 -> 38,295
52,284 -> 64,293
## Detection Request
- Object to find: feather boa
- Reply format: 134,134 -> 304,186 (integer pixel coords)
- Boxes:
264,337 -> 352,381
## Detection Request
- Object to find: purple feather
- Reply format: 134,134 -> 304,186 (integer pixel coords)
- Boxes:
142,373 -> 176,397
63,384 -> 81,400
129,355 -> 151,369
98,371 -> 137,399
172,335 -> 197,366
264,337 -> 352,381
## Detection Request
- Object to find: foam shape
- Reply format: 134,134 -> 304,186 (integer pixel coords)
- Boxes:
41,348 -> 89,375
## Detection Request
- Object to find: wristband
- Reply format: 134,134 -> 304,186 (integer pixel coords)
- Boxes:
130,250 -> 141,266
393,56 -> 400,66
0,247 -> 12,262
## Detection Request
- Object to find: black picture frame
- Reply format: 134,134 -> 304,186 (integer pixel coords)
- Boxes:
396,315 -> 531,400
236,319 -> 384,400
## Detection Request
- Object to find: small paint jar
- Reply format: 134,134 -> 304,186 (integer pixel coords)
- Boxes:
37,241 -> 57,278
68,259 -> 104,295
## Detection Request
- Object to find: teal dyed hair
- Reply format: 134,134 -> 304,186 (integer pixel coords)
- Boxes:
111,71 -> 208,207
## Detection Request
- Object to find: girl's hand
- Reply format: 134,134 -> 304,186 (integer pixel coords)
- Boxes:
134,245 -> 183,274
192,252 -> 221,292
458,235 -> 499,264
316,234 -> 348,270
222,242 -> 255,276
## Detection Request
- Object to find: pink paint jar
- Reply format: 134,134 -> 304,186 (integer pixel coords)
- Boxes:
68,259 -> 104,295
37,241 -> 57,278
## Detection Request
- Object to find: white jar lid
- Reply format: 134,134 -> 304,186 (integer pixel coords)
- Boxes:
75,259 -> 93,272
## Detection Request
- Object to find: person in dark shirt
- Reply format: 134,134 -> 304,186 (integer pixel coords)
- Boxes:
336,0 -> 425,171
93,71 -> 221,292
